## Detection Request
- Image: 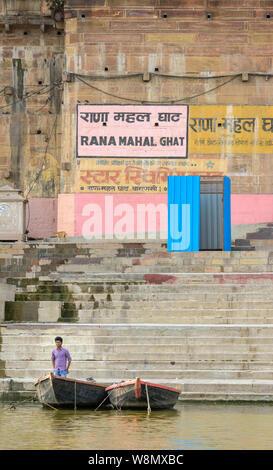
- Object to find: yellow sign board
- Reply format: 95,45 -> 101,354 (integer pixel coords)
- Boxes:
189,105 -> 273,155
77,157 -> 227,193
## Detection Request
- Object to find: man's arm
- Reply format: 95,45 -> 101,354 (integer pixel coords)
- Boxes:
66,350 -> 72,374
51,351 -> 55,371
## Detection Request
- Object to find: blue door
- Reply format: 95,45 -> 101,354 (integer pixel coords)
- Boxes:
167,175 -> 200,252
224,176 -> 231,251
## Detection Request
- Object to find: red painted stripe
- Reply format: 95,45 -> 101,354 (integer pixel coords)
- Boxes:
106,379 -> 181,394
106,379 -> 136,391
214,274 -> 273,285
38,373 -> 107,388
140,380 -> 181,394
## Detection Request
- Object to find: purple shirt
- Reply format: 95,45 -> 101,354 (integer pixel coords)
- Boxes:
51,347 -> 72,371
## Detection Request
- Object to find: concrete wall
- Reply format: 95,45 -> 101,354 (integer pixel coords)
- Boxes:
57,192 -> 273,239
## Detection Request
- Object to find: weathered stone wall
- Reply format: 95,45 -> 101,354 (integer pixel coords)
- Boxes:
62,0 -> 273,196
1,1 -> 273,238
0,5 -> 62,186
0,1 -> 64,236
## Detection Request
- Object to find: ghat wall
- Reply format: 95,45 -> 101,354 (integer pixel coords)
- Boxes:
0,1 -> 273,239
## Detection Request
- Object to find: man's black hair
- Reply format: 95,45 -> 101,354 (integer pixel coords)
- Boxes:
55,336 -> 63,343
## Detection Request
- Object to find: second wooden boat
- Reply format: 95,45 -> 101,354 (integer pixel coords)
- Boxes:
106,378 -> 181,410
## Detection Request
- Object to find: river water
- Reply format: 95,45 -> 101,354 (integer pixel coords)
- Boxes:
0,401 -> 273,450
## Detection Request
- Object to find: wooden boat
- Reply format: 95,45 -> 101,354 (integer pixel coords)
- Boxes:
106,378 -> 181,410
35,373 -> 109,409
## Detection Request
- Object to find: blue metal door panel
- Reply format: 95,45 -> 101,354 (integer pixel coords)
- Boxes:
224,176 -> 231,251
167,175 -> 200,251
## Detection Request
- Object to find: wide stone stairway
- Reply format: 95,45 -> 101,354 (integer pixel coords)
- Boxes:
1,241 -> 273,402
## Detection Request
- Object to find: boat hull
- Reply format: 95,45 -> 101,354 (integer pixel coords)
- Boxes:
35,373 -> 109,409
106,379 -> 180,410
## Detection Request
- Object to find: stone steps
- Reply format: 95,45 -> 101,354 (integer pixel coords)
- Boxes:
5,303 -> 273,323
179,392 -> 273,401
1,239 -> 273,401
2,381 -> 273,402
2,322 -> 273,401
5,349 -> 273,362
12,291 -> 273,301
54,264 -> 273,274
1,374 -> 273,395
3,323 -> 273,335
4,277 -> 223,286
3,335 -> 273,346
5,271 -> 273,323
77,317 -> 273,325
10,295 -> 273,309
4,366 -> 273,382
47,272 -> 273,282
0,242 -> 272,279
4,342 -> 273,358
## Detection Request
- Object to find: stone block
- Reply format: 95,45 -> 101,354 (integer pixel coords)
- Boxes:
204,266 -> 222,272
145,32 -> 195,43
208,0 -> 259,5
159,9 -> 205,19
249,33 -> 273,44
210,9 -> 254,19
159,0 -> 205,5
65,17 -> 78,33
185,45 -> 242,56
111,0 -> 156,5
38,301 -> 61,322
110,20 -> 176,30
179,20 -> 245,31
4,301 -> 39,322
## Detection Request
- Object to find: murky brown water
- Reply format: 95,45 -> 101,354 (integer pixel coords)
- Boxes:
0,402 -> 273,450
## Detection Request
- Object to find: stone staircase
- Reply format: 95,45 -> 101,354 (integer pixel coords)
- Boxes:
2,322 -> 273,402
4,275 -> 273,324
234,223 -> 273,250
1,240 -> 273,402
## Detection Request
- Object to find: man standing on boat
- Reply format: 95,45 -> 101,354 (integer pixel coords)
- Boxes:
51,336 -> 72,378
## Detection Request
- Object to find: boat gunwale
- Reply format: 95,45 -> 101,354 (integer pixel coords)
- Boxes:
106,379 -> 181,394
34,372 -> 107,389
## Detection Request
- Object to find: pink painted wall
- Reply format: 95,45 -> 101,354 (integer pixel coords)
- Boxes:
57,194 -> 75,235
231,194 -> 273,226
28,198 -> 57,239
57,193 -> 273,237
74,193 -> 167,238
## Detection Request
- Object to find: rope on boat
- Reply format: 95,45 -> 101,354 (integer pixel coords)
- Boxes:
95,388 -> 115,412
145,383 -> 151,414
42,401 -> 58,411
